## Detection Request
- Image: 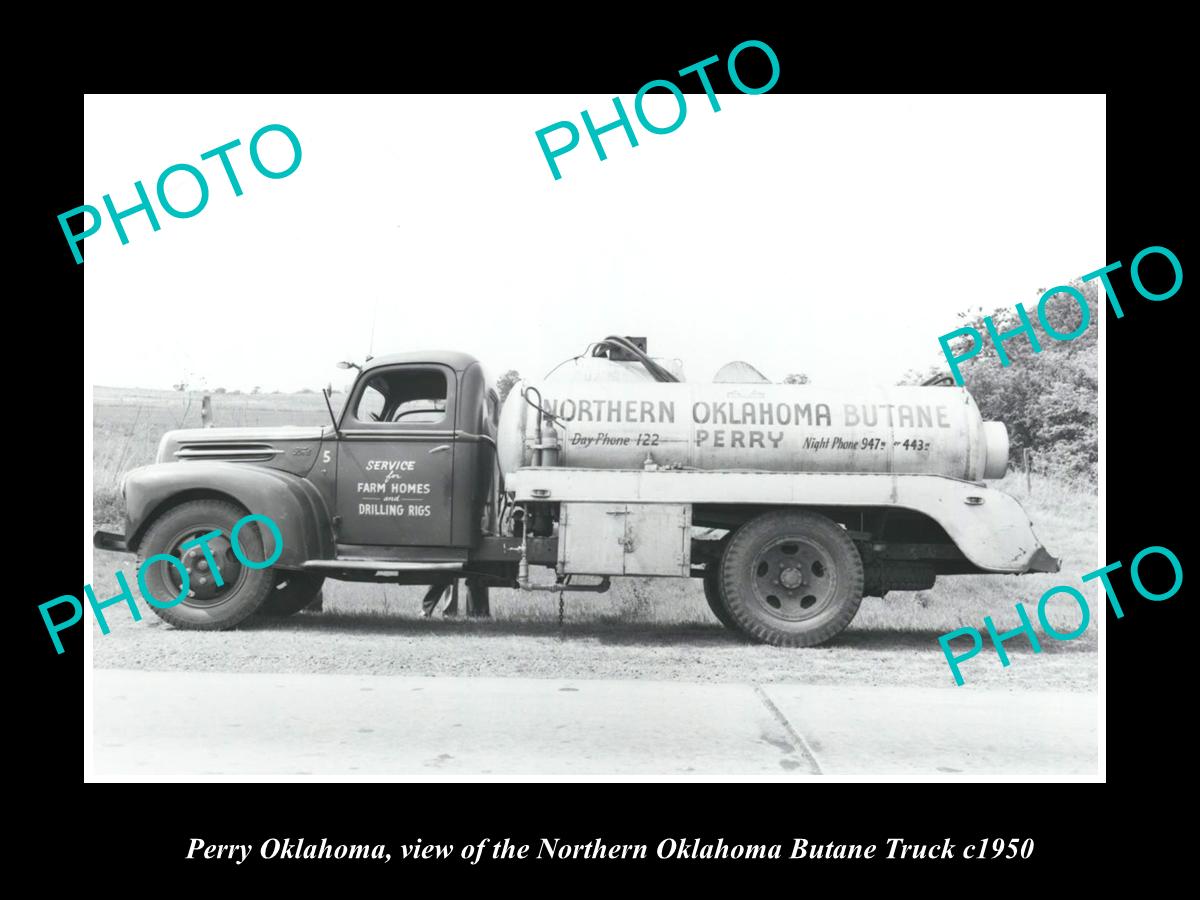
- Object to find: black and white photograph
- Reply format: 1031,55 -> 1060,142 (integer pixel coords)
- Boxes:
79,90 -> 1107,781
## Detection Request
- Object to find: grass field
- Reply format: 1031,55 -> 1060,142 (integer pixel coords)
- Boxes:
90,385 -> 1098,688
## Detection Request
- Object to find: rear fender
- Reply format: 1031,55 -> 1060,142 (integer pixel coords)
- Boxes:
505,469 -> 1060,574
123,461 -> 334,567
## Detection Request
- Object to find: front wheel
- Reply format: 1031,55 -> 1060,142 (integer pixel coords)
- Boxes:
719,511 -> 863,647
136,499 -> 277,630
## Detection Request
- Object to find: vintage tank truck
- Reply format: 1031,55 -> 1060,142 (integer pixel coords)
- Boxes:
93,337 -> 1060,647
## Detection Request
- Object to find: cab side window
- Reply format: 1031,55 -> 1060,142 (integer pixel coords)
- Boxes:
352,368 -> 448,425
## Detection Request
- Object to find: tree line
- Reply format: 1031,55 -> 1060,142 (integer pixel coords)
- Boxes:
900,279 -> 1098,480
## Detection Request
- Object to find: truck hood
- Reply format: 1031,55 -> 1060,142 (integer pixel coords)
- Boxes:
162,426 -> 329,446
156,426 -> 331,470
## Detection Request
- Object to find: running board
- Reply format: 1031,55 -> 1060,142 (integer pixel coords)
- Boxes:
303,560 -> 464,572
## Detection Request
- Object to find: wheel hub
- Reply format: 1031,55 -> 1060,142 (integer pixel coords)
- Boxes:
750,537 -> 837,622
779,566 -> 804,589
168,530 -> 244,606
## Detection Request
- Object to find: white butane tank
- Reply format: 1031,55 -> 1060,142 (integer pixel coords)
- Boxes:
498,380 -> 1010,481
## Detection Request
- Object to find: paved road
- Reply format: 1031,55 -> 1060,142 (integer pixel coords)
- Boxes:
92,669 -> 1097,776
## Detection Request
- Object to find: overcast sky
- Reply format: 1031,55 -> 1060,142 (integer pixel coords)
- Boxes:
84,94 -> 1104,391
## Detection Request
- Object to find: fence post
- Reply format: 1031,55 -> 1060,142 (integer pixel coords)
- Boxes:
201,393 -> 213,428
1023,448 -> 1032,493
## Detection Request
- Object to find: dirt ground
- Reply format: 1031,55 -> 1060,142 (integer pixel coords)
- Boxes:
90,550 -> 1097,691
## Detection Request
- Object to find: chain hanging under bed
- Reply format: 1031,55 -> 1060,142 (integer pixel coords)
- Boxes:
557,574 -> 573,638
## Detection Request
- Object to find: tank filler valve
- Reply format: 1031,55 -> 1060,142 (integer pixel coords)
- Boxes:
517,503 -> 531,589
539,422 -> 561,467
518,548 -> 530,588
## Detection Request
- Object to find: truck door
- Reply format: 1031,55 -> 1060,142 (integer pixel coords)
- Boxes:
335,363 -> 456,547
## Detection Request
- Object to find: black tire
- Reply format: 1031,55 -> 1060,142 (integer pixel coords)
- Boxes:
719,510 -> 864,647
136,499 -> 277,630
702,570 -> 740,632
259,572 -> 325,617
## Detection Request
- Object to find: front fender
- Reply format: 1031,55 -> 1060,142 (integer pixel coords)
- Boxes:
123,461 -> 334,568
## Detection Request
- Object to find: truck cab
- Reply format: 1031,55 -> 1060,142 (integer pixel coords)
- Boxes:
327,352 -> 497,551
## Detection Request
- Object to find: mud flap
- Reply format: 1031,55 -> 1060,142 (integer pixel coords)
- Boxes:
1027,546 -> 1062,573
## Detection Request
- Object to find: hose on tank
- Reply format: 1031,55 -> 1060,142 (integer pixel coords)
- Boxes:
590,335 -> 680,383
521,384 -> 563,426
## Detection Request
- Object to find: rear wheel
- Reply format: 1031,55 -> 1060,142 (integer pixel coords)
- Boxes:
720,510 -> 863,647
136,499 -> 276,630
259,572 -> 325,617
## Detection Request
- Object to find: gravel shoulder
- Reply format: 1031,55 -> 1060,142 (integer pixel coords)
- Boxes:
91,554 -> 1097,691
